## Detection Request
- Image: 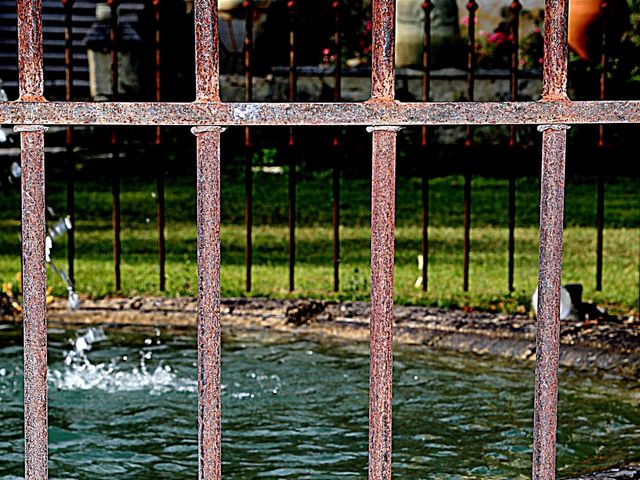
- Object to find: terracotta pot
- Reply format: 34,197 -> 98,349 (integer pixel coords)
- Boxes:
568,0 -> 629,61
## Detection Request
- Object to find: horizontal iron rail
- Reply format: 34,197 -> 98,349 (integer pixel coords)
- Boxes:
2,100 -> 640,126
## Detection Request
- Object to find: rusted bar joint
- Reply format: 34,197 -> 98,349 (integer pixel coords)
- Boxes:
191,126 -> 227,135
537,124 -> 571,132
14,125 -> 48,133
194,0 -> 221,102
366,126 -> 404,133
371,0 -> 397,100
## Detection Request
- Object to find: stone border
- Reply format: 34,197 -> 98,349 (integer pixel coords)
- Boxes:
38,296 -> 640,379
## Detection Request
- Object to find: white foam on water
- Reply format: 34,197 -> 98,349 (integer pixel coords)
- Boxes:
49,360 -> 196,394
49,328 -> 197,394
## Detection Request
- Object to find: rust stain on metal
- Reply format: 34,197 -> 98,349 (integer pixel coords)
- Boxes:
368,127 -> 399,480
193,126 -> 225,480
16,125 -> 49,480
532,125 -> 569,480
542,0 -> 569,100
194,0 -> 221,101
371,0 -> 396,100
17,0 -> 45,101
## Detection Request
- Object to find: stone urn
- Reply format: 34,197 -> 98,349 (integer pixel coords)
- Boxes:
396,0 -> 464,68
568,0 -> 629,61
218,0 -> 244,13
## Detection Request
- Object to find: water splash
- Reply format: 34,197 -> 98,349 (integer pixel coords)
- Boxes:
49,327 -> 196,394
4,159 -> 81,310
45,216 -> 80,309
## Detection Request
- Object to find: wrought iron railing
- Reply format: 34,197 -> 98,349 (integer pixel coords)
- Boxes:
2,0 -> 640,478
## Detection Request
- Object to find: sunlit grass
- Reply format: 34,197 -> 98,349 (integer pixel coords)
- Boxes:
0,173 -> 637,314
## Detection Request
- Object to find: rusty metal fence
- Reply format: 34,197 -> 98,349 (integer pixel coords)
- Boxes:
4,0 -> 623,298
2,0 -> 640,478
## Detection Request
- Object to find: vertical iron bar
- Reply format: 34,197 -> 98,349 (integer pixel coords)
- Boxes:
193,0 -> 222,478
63,0 -> 75,283
153,0 -> 166,292
463,169 -> 471,291
108,0 -> 121,291
463,0 -> 477,292
421,0 -> 433,292
332,0 -> 342,292
368,126 -> 399,480
595,0 -> 608,291
532,0 -> 570,475
507,175 -> 516,290
112,136 -> 121,291
533,124 -> 568,480
368,1 -> 397,479
508,0 -> 521,292
193,127 -> 223,480
288,0 -> 296,292
370,0 -> 396,100
17,0 -> 44,102
17,1 -> 47,477
595,172 -> 604,290
244,0 -> 254,292
17,125 -> 49,480
195,0 -> 221,101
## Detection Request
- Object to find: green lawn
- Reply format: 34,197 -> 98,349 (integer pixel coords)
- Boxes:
0,167 -> 638,314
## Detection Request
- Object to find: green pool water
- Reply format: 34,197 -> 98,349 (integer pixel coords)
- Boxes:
0,323 -> 638,479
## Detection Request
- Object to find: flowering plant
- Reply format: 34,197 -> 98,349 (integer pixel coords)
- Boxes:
459,8 -> 544,70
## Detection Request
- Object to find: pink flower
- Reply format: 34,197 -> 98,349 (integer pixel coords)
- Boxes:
322,48 -> 331,56
487,32 -> 507,44
459,15 -> 478,26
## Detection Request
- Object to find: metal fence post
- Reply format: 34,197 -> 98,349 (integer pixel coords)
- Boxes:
193,0 -> 223,478
463,0 -> 478,292
62,0 -> 75,284
152,0 -> 166,292
421,0 -> 433,292
368,1 -> 397,479
532,0 -> 570,476
595,0 -> 609,292
16,0 -> 48,478
107,0 -> 122,291
332,0 -> 342,292
508,0 -> 521,293
244,0 -> 254,293
288,0 -> 297,292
